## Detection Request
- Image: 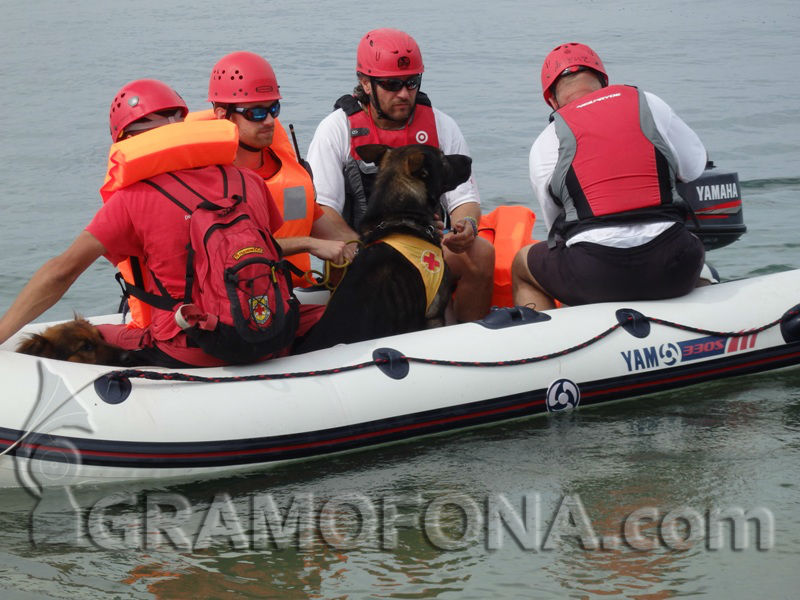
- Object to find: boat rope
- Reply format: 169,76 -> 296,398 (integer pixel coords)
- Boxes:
98,308 -> 796,385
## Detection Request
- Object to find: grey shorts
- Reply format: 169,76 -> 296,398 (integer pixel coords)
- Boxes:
526,223 -> 705,306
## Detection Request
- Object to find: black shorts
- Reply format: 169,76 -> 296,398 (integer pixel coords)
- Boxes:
526,223 -> 705,306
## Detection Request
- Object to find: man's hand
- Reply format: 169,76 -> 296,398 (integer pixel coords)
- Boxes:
308,238 -> 356,266
443,217 -> 478,254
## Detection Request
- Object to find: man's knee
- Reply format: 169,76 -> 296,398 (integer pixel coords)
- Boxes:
511,244 -> 534,283
471,237 -> 495,278
446,237 -> 495,281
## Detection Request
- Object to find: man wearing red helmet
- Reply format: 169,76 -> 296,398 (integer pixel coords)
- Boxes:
0,79 -> 317,366
307,28 -> 495,323
512,43 -> 707,309
207,51 -> 355,287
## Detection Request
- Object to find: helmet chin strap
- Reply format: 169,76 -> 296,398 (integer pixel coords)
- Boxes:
224,104 -> 264,153
238,140 -> 262,153
369,78 -> 414,124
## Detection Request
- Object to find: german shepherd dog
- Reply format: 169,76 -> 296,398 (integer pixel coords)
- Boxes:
296,143 -> 472,353
16,316 -> 138,366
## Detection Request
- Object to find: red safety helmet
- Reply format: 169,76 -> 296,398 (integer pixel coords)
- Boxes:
356,28 -> 425,77
208,51 -> 282,103
109,79 -> 188,142
541,42 -> 608,105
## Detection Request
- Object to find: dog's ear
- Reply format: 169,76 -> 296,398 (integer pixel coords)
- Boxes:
16,334 -> 56,358
356,144 -> 391,165
405,150 -> 427,178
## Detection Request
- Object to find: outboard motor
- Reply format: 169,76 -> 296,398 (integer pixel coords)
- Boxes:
676,161 -> 747,250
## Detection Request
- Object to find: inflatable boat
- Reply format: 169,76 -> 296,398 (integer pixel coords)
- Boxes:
0,162 -> 790,490
1,266 -> 799,490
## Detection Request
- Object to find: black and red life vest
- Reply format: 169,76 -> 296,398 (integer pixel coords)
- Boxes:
548,84 -> 684,243
335,92 -> 439,230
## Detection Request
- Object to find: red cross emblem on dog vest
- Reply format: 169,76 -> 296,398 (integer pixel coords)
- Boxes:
421,250 -> 441,272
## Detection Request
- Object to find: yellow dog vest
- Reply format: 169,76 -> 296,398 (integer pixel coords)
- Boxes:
378,233 -> 445,311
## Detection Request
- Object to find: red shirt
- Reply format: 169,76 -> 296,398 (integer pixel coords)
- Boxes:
87,164 -> 284,366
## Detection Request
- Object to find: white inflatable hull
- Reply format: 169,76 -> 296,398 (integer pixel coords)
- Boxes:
1,270 -> 799,489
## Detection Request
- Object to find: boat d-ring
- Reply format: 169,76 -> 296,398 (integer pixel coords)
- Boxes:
781,303 -> 800,343
373,347 -> 410,380
616,308 -> 651,338
94,374 -> 132,404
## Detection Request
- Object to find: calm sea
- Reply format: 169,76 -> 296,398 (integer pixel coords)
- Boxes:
1,0 -> 799,598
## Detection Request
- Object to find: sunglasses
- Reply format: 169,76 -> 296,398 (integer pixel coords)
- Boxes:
373,75 -> 422,92
232,101 -> 281,122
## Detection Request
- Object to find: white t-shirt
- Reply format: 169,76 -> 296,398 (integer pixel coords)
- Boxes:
308,104 -> 480,215
529,90 -> 707,247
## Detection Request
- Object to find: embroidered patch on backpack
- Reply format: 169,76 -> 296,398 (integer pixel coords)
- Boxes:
233,246 -> 264,260
249,295 -> 272,326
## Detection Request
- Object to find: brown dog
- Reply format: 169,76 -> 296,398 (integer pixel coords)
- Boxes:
16,317 -> 137,366
295,143 -> 472,353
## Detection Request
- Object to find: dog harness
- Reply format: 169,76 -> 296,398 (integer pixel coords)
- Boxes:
377,233 -> 445,311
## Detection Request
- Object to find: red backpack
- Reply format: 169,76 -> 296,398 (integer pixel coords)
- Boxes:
121,166 -> 300,363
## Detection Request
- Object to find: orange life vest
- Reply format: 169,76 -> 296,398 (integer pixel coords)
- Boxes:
100,118 -> 239,329
262,121 -> 318,287
187,110 -> 318,288
101,119 -> 238,200
478,205 -> 537,308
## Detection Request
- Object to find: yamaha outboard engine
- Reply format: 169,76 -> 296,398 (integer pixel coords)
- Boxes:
676,161 -> 746,250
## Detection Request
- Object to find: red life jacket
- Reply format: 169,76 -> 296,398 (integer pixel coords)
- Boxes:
335,92 -> 439,229
342,94 -> 439,158
549,85 -> 682,242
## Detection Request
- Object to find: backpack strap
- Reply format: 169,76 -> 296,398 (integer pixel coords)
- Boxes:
117,255 -> 147,317
141,178 -> 193,214
115,271 -> 180,311
127,175 -> 204,309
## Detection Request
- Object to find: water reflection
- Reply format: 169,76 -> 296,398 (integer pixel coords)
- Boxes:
1,370 -> 795,598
